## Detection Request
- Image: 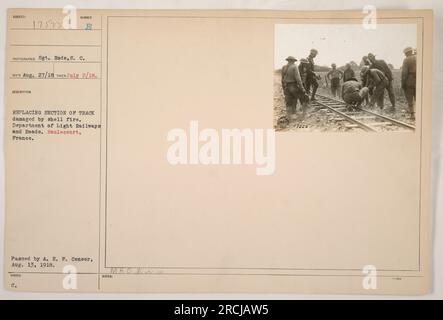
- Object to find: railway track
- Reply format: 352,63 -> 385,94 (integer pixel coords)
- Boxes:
312,94 -> 415,132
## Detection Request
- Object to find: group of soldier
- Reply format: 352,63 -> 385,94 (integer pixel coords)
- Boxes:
281,47 -> 417,122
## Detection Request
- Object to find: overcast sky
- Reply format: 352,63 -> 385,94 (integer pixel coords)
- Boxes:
275,23 -> 417,69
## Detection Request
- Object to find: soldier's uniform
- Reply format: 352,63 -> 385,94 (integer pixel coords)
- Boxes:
327,66 -> 343,98
402,47 -> 417,118
281,57 -> 307,116
368,54 -> 396,109
341,78 -> 369,107
305,50 -> 319,100
298,58 -> 310,90
363,67 -> 389,108
360,57 -> 371,105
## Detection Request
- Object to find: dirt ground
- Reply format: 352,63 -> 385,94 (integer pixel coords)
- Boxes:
273,72 -> 416,132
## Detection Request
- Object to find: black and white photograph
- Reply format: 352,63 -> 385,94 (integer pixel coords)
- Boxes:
274,23 -> 419,132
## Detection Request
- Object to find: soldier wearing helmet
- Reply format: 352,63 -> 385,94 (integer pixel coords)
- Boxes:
281,56 -> 308,119
367,53 -> 396,110
305,49 -> 320,101
360,65 -> 389,109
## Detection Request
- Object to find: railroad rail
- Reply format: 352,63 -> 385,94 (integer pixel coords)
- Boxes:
312,94 -> 415,132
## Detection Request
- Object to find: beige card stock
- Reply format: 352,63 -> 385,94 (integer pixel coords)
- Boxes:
4,9 -> 433,294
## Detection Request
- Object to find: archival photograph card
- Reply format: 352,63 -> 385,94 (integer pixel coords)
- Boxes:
4,9 -> 433,294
